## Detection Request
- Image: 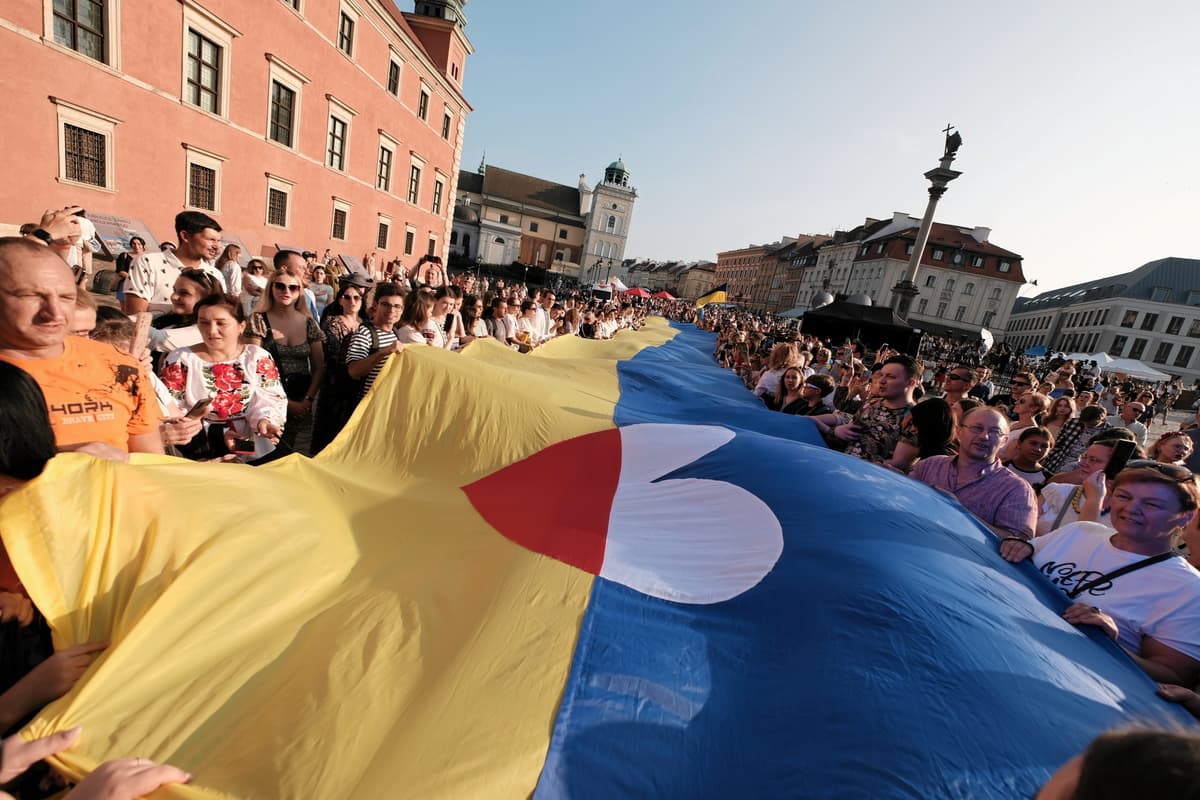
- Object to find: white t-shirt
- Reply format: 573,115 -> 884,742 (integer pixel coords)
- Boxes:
754,368 -> 784,399
1038,483 -> 1095,536
126,251 -> 225,309
1032,522 -> 1200,659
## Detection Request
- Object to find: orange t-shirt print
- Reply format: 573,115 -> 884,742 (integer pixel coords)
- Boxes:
0,336 -> 161,452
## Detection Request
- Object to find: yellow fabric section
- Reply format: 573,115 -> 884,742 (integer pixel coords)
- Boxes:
2,319 -> 678,799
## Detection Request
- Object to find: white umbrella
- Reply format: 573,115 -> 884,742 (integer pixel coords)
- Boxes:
1061,352 -> 1116,366
610,277 -> 629,292
1103,357 -> 1171,382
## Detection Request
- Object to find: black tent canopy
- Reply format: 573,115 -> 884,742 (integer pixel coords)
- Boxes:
799,301 -> 921,355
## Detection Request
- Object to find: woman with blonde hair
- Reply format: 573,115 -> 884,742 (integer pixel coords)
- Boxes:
240,258 -> 268,316
753,342 -> 800,400
1149,430 -> 1194,466
1044,395 -> 1076,440
243,265 -> 324,454
810,347 -> 833,375
999,392 -> 1052,461
215,243 -> 241,296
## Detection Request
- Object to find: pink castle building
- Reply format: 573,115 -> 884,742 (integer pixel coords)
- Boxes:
0,0 -> 472,270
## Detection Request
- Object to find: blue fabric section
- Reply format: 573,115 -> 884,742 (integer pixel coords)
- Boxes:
534,324 -> 1193,799
610,322 -> 824,445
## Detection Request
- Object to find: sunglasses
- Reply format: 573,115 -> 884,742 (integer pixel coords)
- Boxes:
947,374 -> 972,382
1011,381 -> 1031,387
1123,459 -> 1193,481
272,282 -> 301,293
248,265 -> 265,271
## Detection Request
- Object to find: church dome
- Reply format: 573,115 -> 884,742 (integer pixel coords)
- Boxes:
453,203 -> 479,223
603,158 -> 630,188
845,293 -> 873,306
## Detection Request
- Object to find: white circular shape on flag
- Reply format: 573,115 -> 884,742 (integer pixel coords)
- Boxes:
600,424 -> 784,604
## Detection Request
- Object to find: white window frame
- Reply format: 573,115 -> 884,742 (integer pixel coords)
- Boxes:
408,152 -> 426,205
377,130 -> 398,194
180,0 -> 240,119
43,0 -> 123,70
265,55 -> 309,150
377,213 -> 392,250
387,51 -> 403,97
441,108 -> 454,140
331,197 -> 352,241
432,173 -> 446,214
404,225 -> 417,256
417,81 -> 431,122
182,143 -> 225,213
52,96 -> 119,192
325,94 -> 357,172
264,173 -> 294,229
336,2 -> 359,58
427,233 -> 438,257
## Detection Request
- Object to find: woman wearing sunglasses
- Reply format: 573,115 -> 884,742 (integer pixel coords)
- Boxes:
1010,462 -> 1200,686
240,258 -> 268,317
243,266 -> 324,454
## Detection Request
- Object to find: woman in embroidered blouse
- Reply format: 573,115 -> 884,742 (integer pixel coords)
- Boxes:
159,294 -> 286,455
243,266 -> 325,454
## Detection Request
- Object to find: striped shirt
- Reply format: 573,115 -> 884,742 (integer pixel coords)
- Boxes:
344,324 -> 398,398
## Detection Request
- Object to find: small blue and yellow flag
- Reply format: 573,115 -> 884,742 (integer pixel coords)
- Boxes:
694,282 -> 728,308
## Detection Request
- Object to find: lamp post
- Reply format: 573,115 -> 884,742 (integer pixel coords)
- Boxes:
890,125 -> 963,320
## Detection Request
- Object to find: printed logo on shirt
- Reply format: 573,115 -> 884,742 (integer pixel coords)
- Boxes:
49,399 -> 117,426
1038,560 -> 1113,597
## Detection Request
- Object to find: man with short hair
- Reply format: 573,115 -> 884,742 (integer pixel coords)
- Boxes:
968,366 -> 994,401
988,370 -> 1035,414
124,211 -> 225,314
534,289 -> 556,342
910,406 -> 1037,560
816,354 -> 918,463
345,283 -> 406,398
1117,401 -> 1148,448
943,364 -> 978,406
0,238 -> 163,458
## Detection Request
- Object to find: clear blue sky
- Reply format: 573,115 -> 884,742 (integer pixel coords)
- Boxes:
455,0 -> 1199,293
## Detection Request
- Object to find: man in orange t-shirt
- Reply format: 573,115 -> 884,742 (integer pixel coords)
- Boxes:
0,237 -> 163,457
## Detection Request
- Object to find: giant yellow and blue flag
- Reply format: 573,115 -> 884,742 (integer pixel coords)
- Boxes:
0,318 -> 1192,798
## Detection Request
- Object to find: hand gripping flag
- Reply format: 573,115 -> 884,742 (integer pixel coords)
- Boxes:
0,319 -> 1191,799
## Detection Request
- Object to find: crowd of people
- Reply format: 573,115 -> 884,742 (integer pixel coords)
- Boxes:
706,307 -> 1200,727
1,208 -> 1199,795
